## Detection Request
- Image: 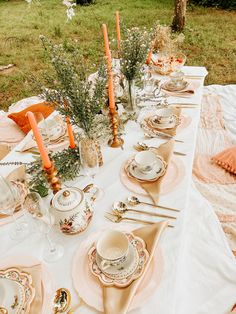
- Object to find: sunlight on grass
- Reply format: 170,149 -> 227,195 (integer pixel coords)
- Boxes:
0,0 -> 235,109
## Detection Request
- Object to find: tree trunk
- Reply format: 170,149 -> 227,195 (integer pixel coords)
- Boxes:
172,0 -> 187,32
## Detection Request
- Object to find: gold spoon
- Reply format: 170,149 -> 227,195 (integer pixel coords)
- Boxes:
113,201 -> 176,220
53,288 -> 71,314
136,142 -> 186,156
0,307 -> 8,314
127,196 -> 180,212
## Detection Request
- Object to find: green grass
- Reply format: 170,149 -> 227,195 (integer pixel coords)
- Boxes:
0,0 -> 235,109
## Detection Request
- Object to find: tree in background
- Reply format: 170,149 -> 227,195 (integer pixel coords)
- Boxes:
172,0 -> 187,32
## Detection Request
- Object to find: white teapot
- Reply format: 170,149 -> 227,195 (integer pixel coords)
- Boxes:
50,184 -> 98,235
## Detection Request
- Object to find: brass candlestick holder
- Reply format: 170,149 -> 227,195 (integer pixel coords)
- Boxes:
44,163 -> 61,194
108,107 -> 124,148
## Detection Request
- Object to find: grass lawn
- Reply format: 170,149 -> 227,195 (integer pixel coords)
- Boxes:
0,0 -> 235,110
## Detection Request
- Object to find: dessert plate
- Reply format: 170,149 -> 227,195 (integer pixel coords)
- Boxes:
126,157 -> 167,182
162,80 -> 188,92
72,228 -> 164,312
0,268 -> 35,314
88,233 -> 149,287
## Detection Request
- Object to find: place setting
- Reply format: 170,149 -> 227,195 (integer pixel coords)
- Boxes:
161,71 -> 201,98
17,114 -> 69,154
72,222 -> 167,313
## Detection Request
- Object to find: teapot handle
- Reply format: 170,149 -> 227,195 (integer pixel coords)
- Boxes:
83,184 -> 100,202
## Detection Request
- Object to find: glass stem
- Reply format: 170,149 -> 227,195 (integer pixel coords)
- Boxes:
45,233 -> 56,253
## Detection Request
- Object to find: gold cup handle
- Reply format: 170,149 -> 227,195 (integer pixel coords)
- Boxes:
83,184 -> 100,202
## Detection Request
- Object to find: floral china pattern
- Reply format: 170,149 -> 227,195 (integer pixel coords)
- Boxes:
59,201 -> 93,235
0,268 -> 35,314
88,233 -> 149,288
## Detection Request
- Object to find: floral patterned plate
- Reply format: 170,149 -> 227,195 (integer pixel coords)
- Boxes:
88,233 -> 149,288
0,268 -> 35,314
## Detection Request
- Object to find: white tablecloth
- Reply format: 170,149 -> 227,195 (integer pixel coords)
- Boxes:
0,67 -> 236,314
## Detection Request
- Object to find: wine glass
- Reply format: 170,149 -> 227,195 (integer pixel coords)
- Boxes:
0,176 -> 29,240
79,138 -> 104,200
25,192 -> 64,263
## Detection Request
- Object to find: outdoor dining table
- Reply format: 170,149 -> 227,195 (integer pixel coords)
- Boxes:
0,66 -> 235,314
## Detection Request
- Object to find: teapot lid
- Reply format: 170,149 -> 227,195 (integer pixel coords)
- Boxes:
52,187 -> 83,212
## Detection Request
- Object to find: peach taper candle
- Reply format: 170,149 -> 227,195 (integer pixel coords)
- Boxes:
27,111 -> 52,169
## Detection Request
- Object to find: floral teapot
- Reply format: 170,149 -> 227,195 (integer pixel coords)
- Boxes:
50,184 -> 98,235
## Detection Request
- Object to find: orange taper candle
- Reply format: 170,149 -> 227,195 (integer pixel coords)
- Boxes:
27,111 -> 52,169
146,46 -> 153,65
116,11 -> 121,52
66,117 -> 76,149
102,23 -> 116,109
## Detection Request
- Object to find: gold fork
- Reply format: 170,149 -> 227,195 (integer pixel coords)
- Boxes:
105,212 -> 174,228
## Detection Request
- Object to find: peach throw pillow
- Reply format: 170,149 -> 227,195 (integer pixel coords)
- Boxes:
8,102 -> 54,134
211,146 -> 236,175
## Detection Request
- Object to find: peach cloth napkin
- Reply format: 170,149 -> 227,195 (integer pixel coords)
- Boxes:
0,166 -> 26,219
21,264 -> 43,313
0,144 -> 10,161
141,140 -> 174,205
145,107 -> 181,137
103,221 -> 168,314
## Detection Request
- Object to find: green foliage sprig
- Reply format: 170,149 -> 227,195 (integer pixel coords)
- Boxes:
39,36 -> 107,138
27,147 -> 81,197
120,26 -> 152,82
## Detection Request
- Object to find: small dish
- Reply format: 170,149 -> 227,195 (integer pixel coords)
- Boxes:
125,156 -> 167,182
88,233 -> 149,288
162,80 -> 188,92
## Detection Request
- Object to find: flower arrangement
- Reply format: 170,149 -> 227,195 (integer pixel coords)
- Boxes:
120,26 -> 152,110
39,36 -> 107,139
120,26 -> 151,82
152,22 -> 185,54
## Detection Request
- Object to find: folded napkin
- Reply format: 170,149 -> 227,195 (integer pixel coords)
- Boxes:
162,80 -> 200,97
140,140 -> 174,205
21,263 -> 43,314
103,221 -> 168,314
0,144 -> 10,161
0,166 -> 26,219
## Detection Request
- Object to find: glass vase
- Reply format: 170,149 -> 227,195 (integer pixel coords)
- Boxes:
126,79 -> 137,112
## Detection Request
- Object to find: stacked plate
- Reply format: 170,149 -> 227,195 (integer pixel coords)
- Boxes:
88,232 -> 149,287
125,156 -> 167,183
162,80 -> 189,92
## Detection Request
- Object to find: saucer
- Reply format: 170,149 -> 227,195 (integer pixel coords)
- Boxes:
162,80 -> 188,92
126,157 -> 167,182
88,233 -> 149,287
148,115 -> 178,130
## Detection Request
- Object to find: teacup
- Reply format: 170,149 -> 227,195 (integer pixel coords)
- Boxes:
96,230 -> 129,271
154,108 -> 175,125
169,71 -> 185,87
134,151 -> 159,174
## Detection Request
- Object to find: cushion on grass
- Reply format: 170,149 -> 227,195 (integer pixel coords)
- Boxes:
211,146 -> 236,175
8,102 -> 54,134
